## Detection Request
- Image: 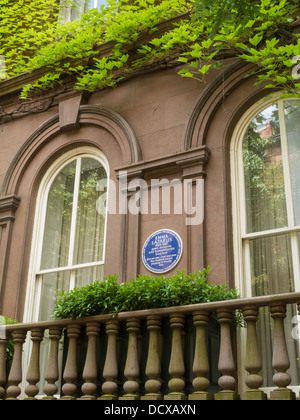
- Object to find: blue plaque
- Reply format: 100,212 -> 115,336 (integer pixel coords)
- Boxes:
142,229 -> 183,274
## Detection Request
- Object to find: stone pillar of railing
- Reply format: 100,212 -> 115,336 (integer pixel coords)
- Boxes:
0,333 -> 9,400
189,311 -> 212,400
142,315 -> 162,401
100,320 -> 120,400
80,321 -> 100,400
120,318 -> 141,400
61,324 -> 81,400
270,303 -> 296,401
242,306 -> 266,400
43,327 -> 62,400
165,314 -> 187,400
6,330 -> 27,400
25,328 -> 44,400
215,309 -> 239,401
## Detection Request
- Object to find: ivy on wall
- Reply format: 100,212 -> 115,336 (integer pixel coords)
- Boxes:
0,0 -> 299,99
0,0 -> 60,76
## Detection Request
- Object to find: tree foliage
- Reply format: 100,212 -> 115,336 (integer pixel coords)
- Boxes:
0,0 -> 300,98
0,0 -> 60,76
189,0 -> 300,95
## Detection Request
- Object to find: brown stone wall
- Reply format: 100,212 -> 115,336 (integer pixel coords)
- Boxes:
0,62 -> 267,320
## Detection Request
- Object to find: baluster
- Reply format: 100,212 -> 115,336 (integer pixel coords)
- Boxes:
242,306 -> 266,400
61,324 -> 81,400
80,322 -> 100,400
142,315 -> 162,401
270,304 -> 296,400
215,309 -> 239,400
0,333 -> 9,400
6,330 -> 27,400
165,313 -> 187,400
119,318 -> 141,400
100,320 -> 120,400
25,328 -> 44,400
189,311 -> 212,400
43,327 -> 62,400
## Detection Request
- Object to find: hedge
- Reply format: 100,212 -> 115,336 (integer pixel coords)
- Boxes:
53,269 -> 243,325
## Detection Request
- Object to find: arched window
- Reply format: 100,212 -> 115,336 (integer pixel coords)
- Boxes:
231,97 -> 300,389
25,148 -> 109,322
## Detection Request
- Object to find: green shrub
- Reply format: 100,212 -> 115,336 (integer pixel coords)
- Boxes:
0,316 -> 19,368
54,269 -> 242,325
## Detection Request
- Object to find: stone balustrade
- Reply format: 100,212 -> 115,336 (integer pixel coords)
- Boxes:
1,292 -> 300,400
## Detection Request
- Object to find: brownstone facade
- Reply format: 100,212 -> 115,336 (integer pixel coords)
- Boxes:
0,59 -> 266,321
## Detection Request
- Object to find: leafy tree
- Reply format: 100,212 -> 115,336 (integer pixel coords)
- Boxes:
0,0 -> 299,99
0,0 -> 60,76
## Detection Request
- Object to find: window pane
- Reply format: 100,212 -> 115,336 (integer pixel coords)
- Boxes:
71,0 -> 85,20
73,158 -> 107,265
38,271 -> 71,321
284,101 -> 300,226
249,234 -> 300,387
86,0 -> 96,9
250,234 -> 294,296
96,0 -> 107,9
75,265 -> 104,289
86,0 -> 106,11
40,161 -> 76,270
243,105 -> 288,233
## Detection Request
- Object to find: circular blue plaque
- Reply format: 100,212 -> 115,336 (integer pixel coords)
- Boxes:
142,229 -> 183,274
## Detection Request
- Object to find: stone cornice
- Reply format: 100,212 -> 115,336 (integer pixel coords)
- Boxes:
115,146 -> 210,179
0,195 -> 21,222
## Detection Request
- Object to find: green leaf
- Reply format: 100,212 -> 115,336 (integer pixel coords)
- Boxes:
178,69 -> 194,78
178,57 -> 189,64
275,75 -> 288,83
249,34 -> 263,47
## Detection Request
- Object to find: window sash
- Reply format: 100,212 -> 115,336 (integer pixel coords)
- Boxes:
38,155 -> 107,272
231,95 -> 300,391
239,99 -> 300,293
242,225 -> 300,241
24,148 -> 109,325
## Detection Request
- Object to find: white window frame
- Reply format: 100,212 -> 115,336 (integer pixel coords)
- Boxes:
60,0 -> 106,23
23,146 -> 110,324
231,94 -> 300,396
231,94 -> 300,298
21,147 -> 109,399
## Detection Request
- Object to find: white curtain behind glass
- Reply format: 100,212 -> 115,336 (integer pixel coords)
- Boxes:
40,161 -> 76,270
38,156 -> 107,322
73,158 -> 107,265
284,101 -> 300,226
242,103 -> 300,387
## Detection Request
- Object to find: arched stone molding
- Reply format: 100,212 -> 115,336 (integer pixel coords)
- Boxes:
79,105 -> 142,164
182,60 -> 259,151
0,102 -> 142,316
1,104 -> 142,197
